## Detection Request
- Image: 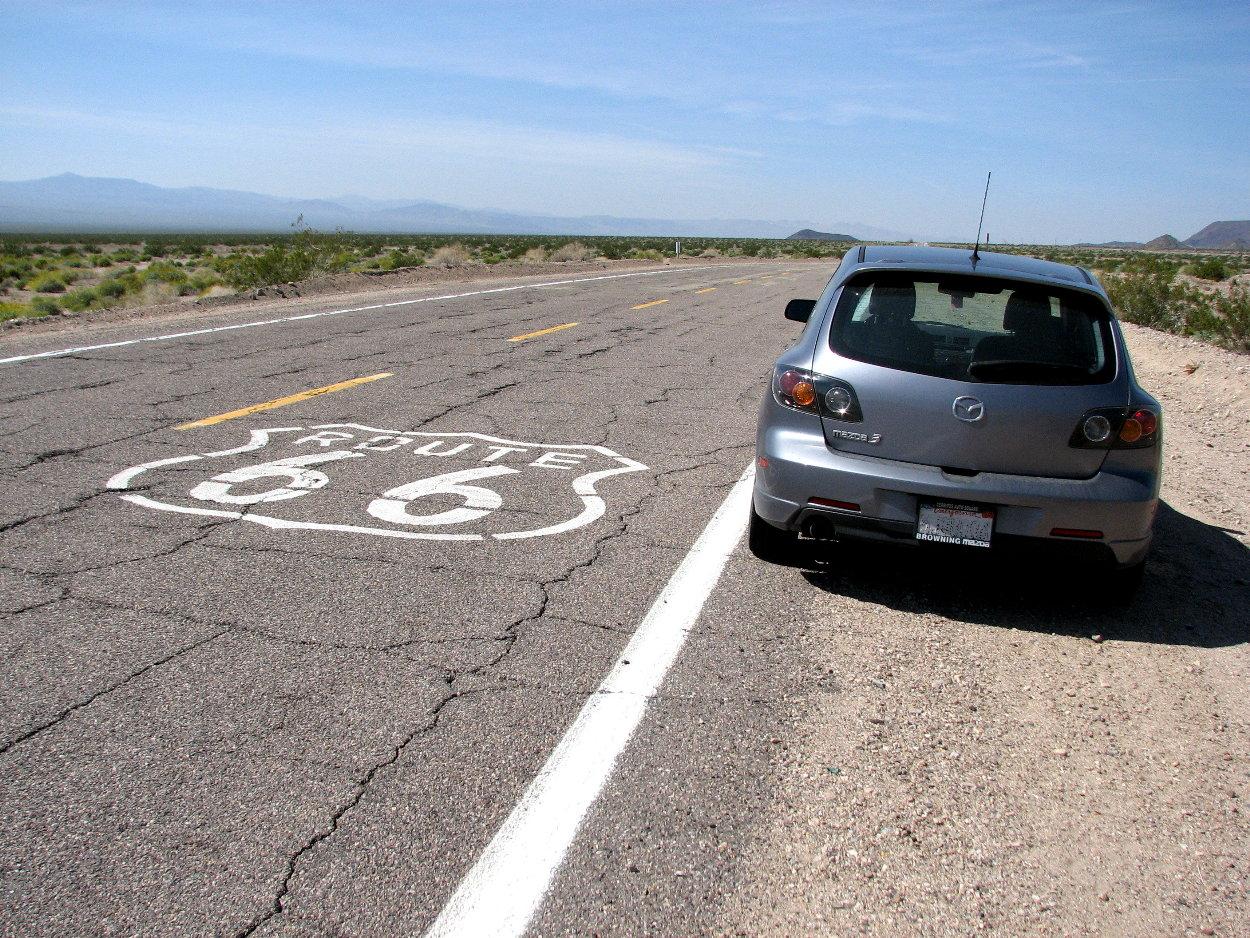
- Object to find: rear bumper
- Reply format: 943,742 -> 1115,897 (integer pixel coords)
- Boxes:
755,423 -> 1157,567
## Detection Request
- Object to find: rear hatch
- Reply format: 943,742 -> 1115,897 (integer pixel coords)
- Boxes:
813,272 -> 1127,479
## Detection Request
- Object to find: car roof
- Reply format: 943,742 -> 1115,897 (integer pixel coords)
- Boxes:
843,245 -> 1100,293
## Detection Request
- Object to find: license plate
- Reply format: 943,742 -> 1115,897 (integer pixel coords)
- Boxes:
916,501 -> 995,548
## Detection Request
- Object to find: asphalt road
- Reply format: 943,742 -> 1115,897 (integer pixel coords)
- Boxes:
2,262 -> 1246,937
0,262 -> 818,935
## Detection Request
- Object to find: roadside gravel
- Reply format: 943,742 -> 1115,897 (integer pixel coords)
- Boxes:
722,322 -> 1249,936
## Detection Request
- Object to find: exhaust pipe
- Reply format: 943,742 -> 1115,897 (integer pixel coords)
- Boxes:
803,517 -> 834,540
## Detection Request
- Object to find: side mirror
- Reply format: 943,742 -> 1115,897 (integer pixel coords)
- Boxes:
785,298 -> 817,322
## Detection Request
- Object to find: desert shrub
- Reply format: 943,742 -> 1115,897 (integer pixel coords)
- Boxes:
144,241 -> 169,257
521,246 -> 547,264
1105,260 -> 1250,352
27,270 -> 72,293
142,261 -> 189,285
0,300 -> 29,322
1187,257 -> 1230,281
61,287 -> 100,312
1213,286 -> 1250,352
381,248 -> 422,270
1104,257 -> 1181,331
628,247 -> 664,261
549,241 -> 596,262
699,247 -> 721,257
221,225 -> 353,288
97,278 -> 129,300
187,271 -> 222,293
426,243 -> 472,267
30,296 -> 61,315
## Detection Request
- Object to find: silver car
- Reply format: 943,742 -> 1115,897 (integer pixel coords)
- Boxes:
752,245 -> 1161,597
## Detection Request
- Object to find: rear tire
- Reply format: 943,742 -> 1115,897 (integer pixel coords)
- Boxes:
748,504 -> 798,564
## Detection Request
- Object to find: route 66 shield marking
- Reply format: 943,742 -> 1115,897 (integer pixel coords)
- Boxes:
107,423 -> 648,542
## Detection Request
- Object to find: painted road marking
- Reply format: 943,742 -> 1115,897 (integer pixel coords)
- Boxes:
425,464 -> 756,938
177,373 -> 392,430
508,322 -> 579,343
694,287 -> 717,294
733,279 -> 751,284
631,299 -> 669,310
110,424 -> 648,542
0,267 -> 710,366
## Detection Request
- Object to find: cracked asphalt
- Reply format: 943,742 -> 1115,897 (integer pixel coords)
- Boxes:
0,262 -> 819,935
2,262 -> 1247,937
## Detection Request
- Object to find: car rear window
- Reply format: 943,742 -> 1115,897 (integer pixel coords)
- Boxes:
828,273 -> 1115,384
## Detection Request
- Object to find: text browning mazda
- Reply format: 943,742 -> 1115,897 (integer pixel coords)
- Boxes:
752,245 -> 1161,598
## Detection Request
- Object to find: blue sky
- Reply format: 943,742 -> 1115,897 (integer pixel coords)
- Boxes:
2,0 -> 1247,242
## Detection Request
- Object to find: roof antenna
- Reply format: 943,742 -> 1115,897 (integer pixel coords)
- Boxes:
971,171 -> 991,264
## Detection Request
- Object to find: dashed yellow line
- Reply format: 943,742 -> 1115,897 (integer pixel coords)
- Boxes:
508,321 -> 580,342
632,299 -> 669,310
178,372 -> 393,430
733,279 -> 751,285
695,287 -> 717,294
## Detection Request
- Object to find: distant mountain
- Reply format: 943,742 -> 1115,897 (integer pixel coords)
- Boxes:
1145,234 -> 1182,250
1184,220 -> 1250,250
786,228 -> 858,242
0,173 -> 899,240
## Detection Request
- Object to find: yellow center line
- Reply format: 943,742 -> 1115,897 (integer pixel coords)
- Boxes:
508,321 -> 580,343
177,372 -> 393,430
631,299 -> 669,310
694,287 -> 717,294
733,279 -> 751,285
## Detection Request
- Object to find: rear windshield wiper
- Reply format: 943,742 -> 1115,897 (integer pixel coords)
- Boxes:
967,360 -> 1093,382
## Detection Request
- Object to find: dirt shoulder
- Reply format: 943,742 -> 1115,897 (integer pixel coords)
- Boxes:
722,324 -> 1249,936
0,255 -> 804,344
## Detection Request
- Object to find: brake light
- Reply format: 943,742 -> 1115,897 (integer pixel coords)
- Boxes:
1119,407 -> 1157,444
772,366 -> 863,421
778,369 -> 817,407
1070,405 -> 1160,449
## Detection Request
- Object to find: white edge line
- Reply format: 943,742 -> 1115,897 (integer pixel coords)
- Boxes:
0,266 -> 718,366
424,463 -> 756,938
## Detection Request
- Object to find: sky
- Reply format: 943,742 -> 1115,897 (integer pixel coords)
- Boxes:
1,0 -> 1248,243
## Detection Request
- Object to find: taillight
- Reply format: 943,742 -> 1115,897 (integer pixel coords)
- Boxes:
1070,405 -> 1160,449
772,366 -> 863,422
1118,407 -> 1158,444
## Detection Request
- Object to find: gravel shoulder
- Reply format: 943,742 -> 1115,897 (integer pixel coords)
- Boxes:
721,322 -> 1249,936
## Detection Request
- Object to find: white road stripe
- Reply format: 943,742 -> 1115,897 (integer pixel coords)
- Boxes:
0,266 -> 706,366
425,463 -> 756,938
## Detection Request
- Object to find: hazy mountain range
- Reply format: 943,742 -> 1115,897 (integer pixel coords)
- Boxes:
1080,220 -> 1250,251
0,173 -> 908,240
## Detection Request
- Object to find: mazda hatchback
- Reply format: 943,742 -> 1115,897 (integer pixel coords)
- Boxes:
752,246 -> 1161,596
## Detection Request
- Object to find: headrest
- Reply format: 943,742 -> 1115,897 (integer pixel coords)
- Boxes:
1004,290 -> 1052,332
867,280 -> 917,322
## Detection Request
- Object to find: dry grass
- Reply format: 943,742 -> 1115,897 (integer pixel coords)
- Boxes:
426,243 -> 472,267
549,241 -> 596,262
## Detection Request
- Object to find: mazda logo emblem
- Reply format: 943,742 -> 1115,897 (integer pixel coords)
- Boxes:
952,396 -> 985,422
